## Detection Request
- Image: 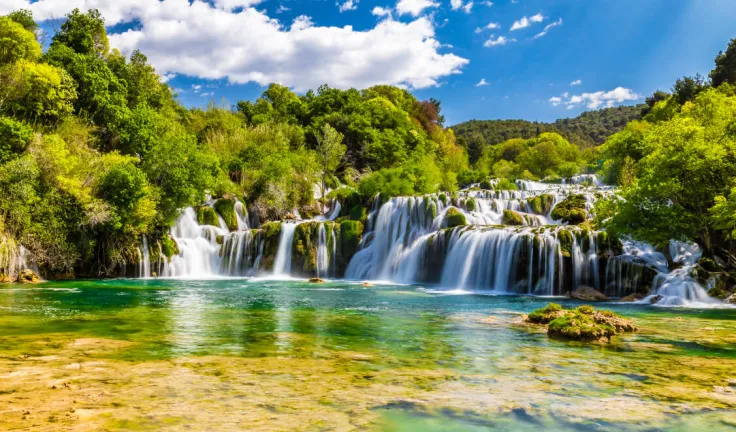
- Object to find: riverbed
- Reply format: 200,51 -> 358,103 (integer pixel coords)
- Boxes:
1,279 -> 735,430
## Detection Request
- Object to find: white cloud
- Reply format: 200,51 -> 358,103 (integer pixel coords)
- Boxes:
276,5 -> 290,14
338,0 -> 358,13
533,17 -> 562,39
510,13 -> 544,31
570,79 -> 582,86
372,6 -> 392,17
475,22 -> 499,33
451,0 -> 473,13
550,87 -> 641,110
480,1 -> 493,6
484,35 -> 514,47
476,78 -> 489,87
201,92 -> 214,97
396,0 -> 439,16
191,84 -> 202,93
160,72 -> 176,83
14,0 -> 466,92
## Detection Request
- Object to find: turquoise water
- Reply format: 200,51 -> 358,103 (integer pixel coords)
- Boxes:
1,279 -> 735,430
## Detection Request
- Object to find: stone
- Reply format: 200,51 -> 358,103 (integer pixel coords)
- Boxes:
620,293 -> 644,302
361,282 -> 374,287
309,278 -> 325,284
444,207 -> 467,228
17,269 -> 41,284
502,210 -> 524,226
570,286 -> 609,302
725,294 -> 736,304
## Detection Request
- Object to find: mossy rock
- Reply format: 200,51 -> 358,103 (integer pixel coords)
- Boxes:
479,180 -> 493,190
526,303 -> 636,343
196,206 -> 219,227
349,205 -> 367,224
17,269 -> 41,284
160,235 -> 179,258
438,193 -> 448,205
445,207 -> 467,228
557,229 -> 574,258
214,198 -> 238,231
550,195 -> 588,225
502,210 -> 524,226
340,220 -> 364,261
466,198 -> 477,212
527,194 -> 555,214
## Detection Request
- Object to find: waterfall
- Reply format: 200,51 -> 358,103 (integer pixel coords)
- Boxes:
235,201 -> 249,230
273,222 -> 297,276
316,224 -> 329,278
139,235 -> 151,278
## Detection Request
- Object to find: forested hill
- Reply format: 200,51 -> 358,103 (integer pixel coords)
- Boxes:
453,104 -> 644,155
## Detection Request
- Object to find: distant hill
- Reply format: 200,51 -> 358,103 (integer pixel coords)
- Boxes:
452,104 -> 645,150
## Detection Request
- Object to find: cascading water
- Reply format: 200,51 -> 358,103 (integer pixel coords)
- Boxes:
273,223 -> 297,276
316,225 -> 329,278
139,235 -> 151,278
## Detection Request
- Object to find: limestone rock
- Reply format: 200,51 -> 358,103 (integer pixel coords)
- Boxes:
17,269 -> 42,284
570,286 -> 609,302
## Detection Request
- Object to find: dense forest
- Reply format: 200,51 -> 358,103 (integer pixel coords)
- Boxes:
453,104 -> 644,162
0,7 -> 735,284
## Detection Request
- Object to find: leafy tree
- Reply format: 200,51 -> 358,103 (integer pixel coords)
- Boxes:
314,124 -> 346,199
7,9 -> 38,33
0,16 -> 41,65
672,74 -> 709,105
0,117 -> 32,163
711,38 -> 736,88
6,61 -> 77,123
51,8 -> 109,56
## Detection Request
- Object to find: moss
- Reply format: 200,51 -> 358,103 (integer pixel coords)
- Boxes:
527,194 -> 554,214
438,193 -> 448,205
428,202 -> 437,220
261,221 -> 282,238
445,207 -> 467,228
527,303 -> 636,343
349,205 -> 367,224
160,235 -> 179,258
340,220 -> 364,261
502,210 -> 524,226
214,199 -> 238,231
479,180 -> 493,190
550,195 -> 588,225
557,229 -> 574,258
466,198 -> 476,212
196,206 -> 218,227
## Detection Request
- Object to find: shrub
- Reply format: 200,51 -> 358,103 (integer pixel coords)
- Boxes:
0,117 -> 33,164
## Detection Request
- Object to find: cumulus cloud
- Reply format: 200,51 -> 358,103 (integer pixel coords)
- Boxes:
11,0 -> 467,92
476,78 -> 489,87
570,79 -> 582,86
396,0 -> 439,17
533,17 -> 562,39
338,0 -> 358,13
510,13 -> 544,31
550,87 -> 641,110
484,35 -> 514,47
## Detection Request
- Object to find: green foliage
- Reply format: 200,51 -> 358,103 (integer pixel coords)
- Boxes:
454,105 -> 643,150
465,197 -> 476,212
339,220 -> 363,259
711,38 -> 736,88
349,205 -> 367,223
214,198 -> 238,231
52,8 -> 109,56
444,207 -> 467,228
526,303 -> 563,324
160,235 -> 179,259
98,162 -> 148,211
196,206 -> 218,227
0,16 -> 40,65
0,117 -> 32,163
495,178 -> 518,191
527,194 -> 554,215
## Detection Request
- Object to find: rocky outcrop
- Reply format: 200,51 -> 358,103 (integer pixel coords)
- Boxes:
570,286 -> 609,301
17,269 -> 41,284
502,210 -> 524,226
526,303 -> 636,343
444,207 -> 467,228
551,195 -> 588,224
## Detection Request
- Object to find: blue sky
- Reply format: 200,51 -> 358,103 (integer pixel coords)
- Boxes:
11,0 -> 736,125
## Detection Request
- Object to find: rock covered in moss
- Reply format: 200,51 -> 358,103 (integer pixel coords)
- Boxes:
196,206 -> 219,227
525,303 -> 636,343
444,207 -> 467,228
466,197 -> 477,212
340,220 -> 363,261
214,198 -> 238,231
17,269 -> 41,284
349,205 -> 367,223
479,180 -> 493,190
160,235 -> 179,258
556,229 -> 574,257
570,286 -> 609,302
309,277 -> 325,284
526,194 -> 555,215
550,195 -> 588,225
502,209 -> 524,226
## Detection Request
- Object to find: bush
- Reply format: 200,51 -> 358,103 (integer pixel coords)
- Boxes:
0,117 -> 33,164
551,194 -> 588,224
98,162 -> 148,211
495,178 -> 518,191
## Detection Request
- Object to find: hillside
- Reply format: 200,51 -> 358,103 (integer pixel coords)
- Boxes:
453,104 -> 645,152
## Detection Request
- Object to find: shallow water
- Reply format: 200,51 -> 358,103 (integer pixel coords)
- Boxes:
1,279 -> 735,431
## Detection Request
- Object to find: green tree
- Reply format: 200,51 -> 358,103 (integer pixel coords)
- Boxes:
314,124 -> 346,199
0,16 -> 41,65
51,8 -> 109,56
0,116 -> 32,164
711,38 -> 736,88
7,9 -> 38,33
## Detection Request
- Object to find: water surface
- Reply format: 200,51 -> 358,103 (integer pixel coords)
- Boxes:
1,279 -> 735,430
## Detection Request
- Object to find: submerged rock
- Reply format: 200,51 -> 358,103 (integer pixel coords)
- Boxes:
570,286 -> 609,302
17,269 -> 42,284
620,293 -> 644,302
361,282 -> 374,287
525,303 -> 636,343
309,278 -> 325,284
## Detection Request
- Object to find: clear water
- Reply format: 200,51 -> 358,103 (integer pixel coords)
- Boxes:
1,279 -> 735,430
